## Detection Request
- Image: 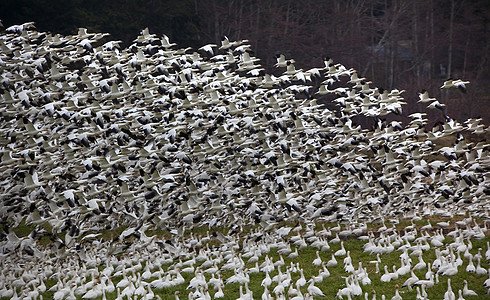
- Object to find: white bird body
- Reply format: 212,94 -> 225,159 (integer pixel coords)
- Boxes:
418,90 -> 436,103
441,79 -> 469,93
312,251 -> 322,266
307,279 -> 324,297
462,280 -> 477,297
444,279 -> 455,300
391,284 -> 402,300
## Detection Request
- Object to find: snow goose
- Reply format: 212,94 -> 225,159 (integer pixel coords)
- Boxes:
390,266 -> 399,281
465,254 -> 475,272
441,79 -> 469,93
426,100 -> 446,111
272,280 -> 286,297
289,282 -> 304,300
284,60 -> 301,75
307,278 -> 325,297
348,276 -> 362,296
413,274 -> 434,288
288,248 -> 299,259
219,35 -> 237,50
420,220 -> 432,231
462,280 -> 477,297
335,241 -> 347,256
436,220 -> 451,228
319,263 -> 331,280
326,254 -> 338,267
402,269 -> 419,290
296,269 -> 307,288
424,262 -> 434,280
441,259 -> 458,276
396,259 -> 411,276
417,89 -> 436,103
483,269 -> 490,288
391,284 -> 402,300
261,270 -> 272,288
456,289 -> 465,300
444,278 -> 455,300
486,242 -> 490,261
413,253 -> 426,271
274,54 -> 290,68
475,256 -> 487,275
381,265 -> 392,282
312,251 -> 323,266
331,233 -> 341,244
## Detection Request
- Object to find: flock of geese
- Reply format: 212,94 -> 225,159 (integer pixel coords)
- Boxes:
0,22 -> 489,299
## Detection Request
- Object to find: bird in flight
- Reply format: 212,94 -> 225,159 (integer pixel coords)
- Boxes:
441,79 -> 469,93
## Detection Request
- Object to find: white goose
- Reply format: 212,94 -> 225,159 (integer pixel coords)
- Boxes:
465,254 -> 475,272
307,278 -> 325,297
391,284 -> 402,300
326,254 -> 338,267
335,241 -> 347,256
485,241 -> 490,260
444,278 -> 455,300
296,269 -> 307,287
312,251 -> 322,266
457,289 -> 465,300
441,79 -> 469,93
381,265 -> 392,282
462,279 -> 477,297
475,256 -> 487,275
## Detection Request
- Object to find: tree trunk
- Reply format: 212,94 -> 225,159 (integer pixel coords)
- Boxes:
447,0 -> 455,79
237,0 -> 244,38
430,0 -> 434,78
462,35 -> 470,78
213,1 -> 220,42
389,37 -> 395,90
412,0 -> 420,86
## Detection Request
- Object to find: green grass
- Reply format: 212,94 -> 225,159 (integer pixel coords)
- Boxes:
2,218 -> 490,299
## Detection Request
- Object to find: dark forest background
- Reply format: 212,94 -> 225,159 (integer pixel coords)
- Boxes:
1,0 -> 489,125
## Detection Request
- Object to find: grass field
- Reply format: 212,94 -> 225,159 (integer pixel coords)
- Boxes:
2,216 -> 489,299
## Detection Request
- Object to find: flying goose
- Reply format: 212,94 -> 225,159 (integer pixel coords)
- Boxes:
441,79 -> 469,93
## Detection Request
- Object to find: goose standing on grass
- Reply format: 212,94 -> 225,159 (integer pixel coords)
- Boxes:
307,278 -> 325,297
381,265 -> 392,282
484,269 -> 490,289
327,254 -> 338,267
391,284 -> 402,300
462,280 -> 477,297
312,251 -> 322,266
261,285 -> 271,300
320,263 -> 331,280
413,253 -> 426,271
261,270 -> 272,288
466,254 -> 475,272
402,269 -> 419,289
296,269 -> 307,287
485,242 -> 490,260
444,278 -> 455,300
415,286 -> 423,300
335,241 -> 347,256
457,290 -> 465,300
475,256 -> 488,275
290,282 -> 305,300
